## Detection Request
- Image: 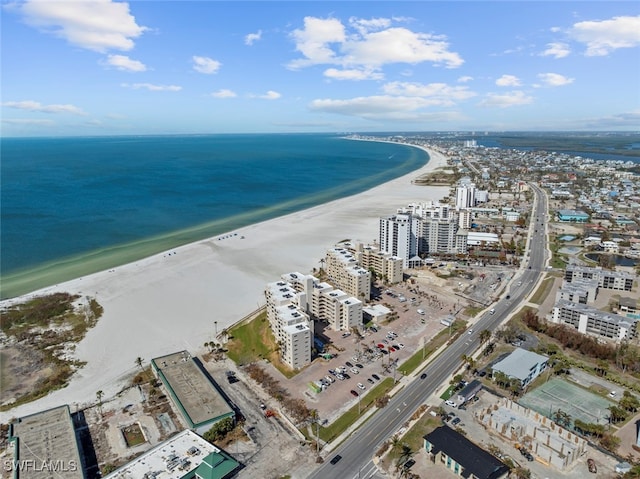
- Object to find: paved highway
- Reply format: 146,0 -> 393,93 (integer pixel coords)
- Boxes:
308,184 -> 549,479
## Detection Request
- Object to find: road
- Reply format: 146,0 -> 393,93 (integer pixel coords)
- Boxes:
308,184 -> 549,479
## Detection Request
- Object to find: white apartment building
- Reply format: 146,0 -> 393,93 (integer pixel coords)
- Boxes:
455,182 -> 476,210
551,299 -> 638,342
420,217 -> 459,255
264,280 -> 312,370
379,214 -> 419,268
280,272 -> 362,332
564,265 -> 635,291
555,278 -> 599,305
324,248 -> 371,300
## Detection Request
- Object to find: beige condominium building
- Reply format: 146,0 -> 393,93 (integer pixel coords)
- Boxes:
325,247 -> 372,300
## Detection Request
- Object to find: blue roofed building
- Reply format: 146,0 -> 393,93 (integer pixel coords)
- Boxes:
557,209 -> 589,223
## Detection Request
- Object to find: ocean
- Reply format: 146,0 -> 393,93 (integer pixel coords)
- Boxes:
0,134 -> 428,299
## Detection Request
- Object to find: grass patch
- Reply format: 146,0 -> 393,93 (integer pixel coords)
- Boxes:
398,320 -> 467,375
225,310 -> 299,379
463,305 -> 484,318
0,293 -> 101,410
317,377 -> 394,443
529,276 -> 555,304
226,311 -> 275,365
440,385 -> 455,400
121,423 -> 146,447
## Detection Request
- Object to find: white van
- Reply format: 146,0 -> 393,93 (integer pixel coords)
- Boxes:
489,308 -> 496,315
417,309 -> 425,315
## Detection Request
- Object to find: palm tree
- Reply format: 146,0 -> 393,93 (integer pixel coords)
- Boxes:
96,390 -> 104,418
479,329 -> 492,344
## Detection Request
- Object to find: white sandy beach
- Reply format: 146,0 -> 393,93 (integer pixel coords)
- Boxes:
0,144 -> 449,422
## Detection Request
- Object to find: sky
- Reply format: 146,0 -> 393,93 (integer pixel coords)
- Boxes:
1,1 -> 639,136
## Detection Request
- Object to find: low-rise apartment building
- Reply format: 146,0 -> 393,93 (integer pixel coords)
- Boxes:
564,265 -> 634,291
551,300 -> 638,341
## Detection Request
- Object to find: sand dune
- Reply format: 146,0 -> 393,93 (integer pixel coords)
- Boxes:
0,144 -> 449,421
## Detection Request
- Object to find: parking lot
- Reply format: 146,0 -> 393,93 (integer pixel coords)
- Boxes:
258,265 -> 514,425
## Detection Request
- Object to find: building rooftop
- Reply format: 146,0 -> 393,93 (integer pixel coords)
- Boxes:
492,348 -> 548,382
556,300 -> 639,329
104,430 -> 240,479
9,405 -> 85,479
424,426 -> 508,479
152,351 -> 234,430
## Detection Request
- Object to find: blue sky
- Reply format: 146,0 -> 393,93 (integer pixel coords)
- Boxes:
2,1 -> 639,136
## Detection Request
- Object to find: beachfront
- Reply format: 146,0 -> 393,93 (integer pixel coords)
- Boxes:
0,144 -> 449,422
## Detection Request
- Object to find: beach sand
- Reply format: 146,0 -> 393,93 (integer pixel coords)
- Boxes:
0,145 -> 449,421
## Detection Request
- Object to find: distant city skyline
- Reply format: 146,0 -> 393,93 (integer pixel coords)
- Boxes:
1,1 -> 639,137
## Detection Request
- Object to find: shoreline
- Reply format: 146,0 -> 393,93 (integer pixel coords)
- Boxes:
0,143 -> 450,421
1,137 -> 425,301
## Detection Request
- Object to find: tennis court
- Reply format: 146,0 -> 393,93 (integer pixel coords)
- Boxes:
519,378 -> 614,426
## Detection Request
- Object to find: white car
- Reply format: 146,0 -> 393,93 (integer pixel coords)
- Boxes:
350,367 -> 360,375
357,382 -> 366,390
398,343 -> 405,349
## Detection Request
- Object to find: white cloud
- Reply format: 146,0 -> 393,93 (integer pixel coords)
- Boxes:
324,68 -> 383,81
540,42 -> 571,59
309,95 -> 463,121
2,118 -> 55,125
245,30 -> 262,46
289,16 -> 346,68
211,89 -> 237,98
287,16 -> 463,74
3,100 -> 86,115
121,83 -> 182,91
584,110 -> 640,128
381,82 -> 476,105
104,54 -> 147,72
495,75 -> 522,87
348,16 -> 392,35
457,76 -> 474,83
258,90 -> 281,100
537,72 -> 574,87
15,0 -> 147,52
192,56 -> 221,74
478,91 -> 534,108
569,15 -> 640,56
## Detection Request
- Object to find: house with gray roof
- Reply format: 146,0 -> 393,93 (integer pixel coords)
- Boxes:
491,348 -> 548,388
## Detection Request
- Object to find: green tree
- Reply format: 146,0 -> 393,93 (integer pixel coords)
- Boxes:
479,329 -> 492,344
203,417 -> 235,443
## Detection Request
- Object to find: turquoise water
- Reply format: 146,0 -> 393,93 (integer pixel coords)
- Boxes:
1,134 -> 428,298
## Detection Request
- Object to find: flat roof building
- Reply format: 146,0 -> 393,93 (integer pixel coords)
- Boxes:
564,265 -> 634,291
491,348 -> 548,388
551,300 -> 638,342
8,405 -> 85,479
423,426 -> 508,479
152,351 -> 235,435
103,429 -> 240,479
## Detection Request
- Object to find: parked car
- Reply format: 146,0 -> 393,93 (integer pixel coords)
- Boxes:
350,390 -> 359,397
398,343 -> 405,349
345,361 -> 354,368
451,417 -> 461,426
587,458 -> 597,473
356,363 -> 364,369
357,382 -> 366,390
367,378 -> 375,384
372,374 -> 380,380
